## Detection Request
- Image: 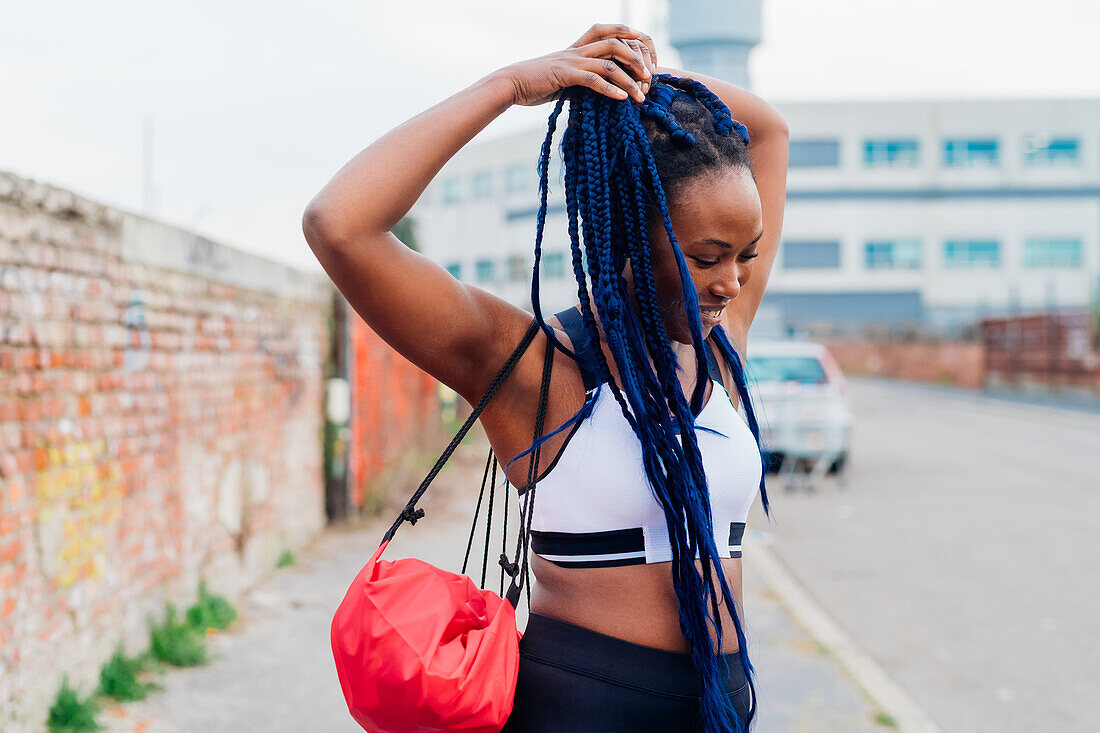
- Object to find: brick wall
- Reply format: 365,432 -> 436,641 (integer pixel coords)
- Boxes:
0,171 -> 329,732
981,310 -> 1100,391
823,339 -> 987,389
347,317 -> 439,509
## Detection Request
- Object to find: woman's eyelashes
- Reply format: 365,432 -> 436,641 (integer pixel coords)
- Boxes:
690,251 -> 759,268
690,256 -> 720,267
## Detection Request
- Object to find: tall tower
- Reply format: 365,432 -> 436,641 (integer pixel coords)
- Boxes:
666,0 -> 761,89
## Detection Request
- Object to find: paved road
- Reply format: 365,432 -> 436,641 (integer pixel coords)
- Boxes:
102,438 -> 892,733
750,378 -> 1100,733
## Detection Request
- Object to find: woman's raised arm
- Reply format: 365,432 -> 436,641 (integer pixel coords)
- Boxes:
656,65 -> 789,351
303,24 -> 656,403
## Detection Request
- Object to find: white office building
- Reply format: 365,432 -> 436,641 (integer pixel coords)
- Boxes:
412,97 -> 1100,336
410,1 -> 1100,336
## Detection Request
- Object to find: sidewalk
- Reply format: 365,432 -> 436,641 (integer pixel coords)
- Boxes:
100,440 -> 895,733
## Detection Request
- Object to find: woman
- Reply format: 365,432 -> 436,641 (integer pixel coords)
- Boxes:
305,23 -> 788,732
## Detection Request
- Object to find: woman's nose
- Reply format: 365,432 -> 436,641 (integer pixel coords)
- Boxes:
709,272 -> 741,301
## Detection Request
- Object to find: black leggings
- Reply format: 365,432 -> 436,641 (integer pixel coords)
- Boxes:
503,613 -> 754,732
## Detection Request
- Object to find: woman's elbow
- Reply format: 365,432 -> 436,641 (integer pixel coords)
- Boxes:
762,107 -> 789,141
774,110 -> 790,139
302,197 -> 348,252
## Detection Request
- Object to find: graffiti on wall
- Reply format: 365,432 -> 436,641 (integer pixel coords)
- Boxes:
122,288 -> 151,372
32,439 -> 121,588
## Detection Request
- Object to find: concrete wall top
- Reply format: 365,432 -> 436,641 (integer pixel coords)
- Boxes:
0,169 -> 329,304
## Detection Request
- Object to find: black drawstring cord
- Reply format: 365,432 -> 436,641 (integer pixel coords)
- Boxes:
498,554 -> 519,578
461,451 -> 494,575
481,461 -> 496,589
505,335 -> 554,608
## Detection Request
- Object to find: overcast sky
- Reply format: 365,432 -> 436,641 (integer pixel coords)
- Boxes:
2,0 -> 1098,273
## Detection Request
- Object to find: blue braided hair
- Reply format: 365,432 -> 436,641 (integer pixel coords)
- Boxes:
519,74 -> 771,731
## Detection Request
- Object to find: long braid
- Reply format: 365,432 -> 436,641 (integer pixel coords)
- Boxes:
505,95 -> 597,471
710,326 -> 771,517
516,77 -> 769,731
619,116 -> 732,636
630,90 -> 742,729
575,94 -> 637,422
531,96 -> 574,359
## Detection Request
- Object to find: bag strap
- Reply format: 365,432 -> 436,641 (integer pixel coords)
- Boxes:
505,330 -> 554,607
459,327 -> 554,609
381,318 -> 542,545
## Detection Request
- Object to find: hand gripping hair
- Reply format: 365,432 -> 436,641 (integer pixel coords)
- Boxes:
513,74 -> 770,731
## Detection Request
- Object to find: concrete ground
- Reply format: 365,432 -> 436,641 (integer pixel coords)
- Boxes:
99,438 -> 901,733
750,378 -> 1100,733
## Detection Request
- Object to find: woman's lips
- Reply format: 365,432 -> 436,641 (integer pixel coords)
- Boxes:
699,307 -> 723,327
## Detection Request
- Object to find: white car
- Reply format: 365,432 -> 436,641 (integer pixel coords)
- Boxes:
744,341 -> 852,475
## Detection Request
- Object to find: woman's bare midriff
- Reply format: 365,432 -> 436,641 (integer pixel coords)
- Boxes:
529,553 -> 745,653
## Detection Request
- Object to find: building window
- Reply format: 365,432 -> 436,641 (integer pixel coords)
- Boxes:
505,164 -> 531,194
1022,136 -> 1080,166
943,138 -> 999,167
445,262 -> 462,280
1024,238 -> 1083,267
543,252 -> 566,279
441,178 -> 461,205
507,255 -> 527,282
475,259 -> 495,282
471,170 -> 493,199
783,240 -> 841,269
863,139 -> 920,167
943,240 -> 1000,267
865,240 -> 922,269
788,139 -> 840,168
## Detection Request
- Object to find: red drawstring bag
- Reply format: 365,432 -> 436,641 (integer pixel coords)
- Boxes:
331,321 -> 552,732
331,541 -> 521,732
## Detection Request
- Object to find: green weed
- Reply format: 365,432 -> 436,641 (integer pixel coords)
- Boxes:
186,581 -> 237,632
97,649 -> 159,702
47,677 -> 101,732
874,710 -> 899,729
276,549 -> 295,568
150,605 -> 206,667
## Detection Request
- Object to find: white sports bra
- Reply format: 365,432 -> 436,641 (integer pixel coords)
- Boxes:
526,307 -> 763,568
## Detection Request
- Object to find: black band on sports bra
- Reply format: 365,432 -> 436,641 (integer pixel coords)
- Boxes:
554,306 -> 725,390
529,521 -> 747,567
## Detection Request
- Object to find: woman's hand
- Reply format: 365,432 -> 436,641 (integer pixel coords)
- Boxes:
500,23 -> 658,107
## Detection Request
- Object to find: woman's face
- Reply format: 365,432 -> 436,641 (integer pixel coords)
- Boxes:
640,166 -> 764,343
